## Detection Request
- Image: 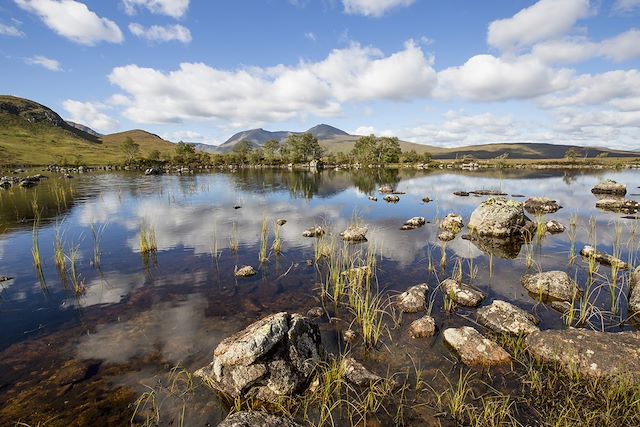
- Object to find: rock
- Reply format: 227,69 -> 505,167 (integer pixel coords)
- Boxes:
525,329 -> 640,381
453,191 -> 469,197
384,195 -> 400,203
276,219 -> 287,226
341,357 -> 382,386
467,197 -> 531,238
306,307 -> 324,318
0,179 -> 12,189
595,198 -> 640,213
471,190 -> 507,196
580,245 -> 629,269
235,265 -> 257,277
408,316 -> 436,338
397,283 -> 429,313
443,327 -> 511,367
422,197 -> 432,203
341,266 -> 371,281
144,167 -> 163,175
368,196 -> 378,202
524,197 -> 561,214
340,225 -> 368,242
401,216 -> 426,230
195,312 -> 323,402
511,194 -> 525,198
343,329 -> 356,343
441,278 -> 485,307
234,205 -> 242,209
591,179 -> 626,196
545,220 -> 565,233
302,226 -> 325,238
379,184 -> 394,194
438,230 -> 456,241
477,300 -> 539,336
440,214 -> 463,233
0,276 -> 13,282
521,271 -> 580,302
309,159 -> 323,170
19,179 -> 38,188
217,411 -> 302,427
629,268 -> 640,314
463,234 -> 524,259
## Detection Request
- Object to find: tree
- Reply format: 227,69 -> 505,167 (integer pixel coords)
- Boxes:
284,133 -> 323,163
232,140 -> 254,162
564,148 -> 580,159
351,135 -> 378,165
121,137 -> 140,164
377,136 -> 401,164
263,139 -> 281,164
174,141 -> 196,163
147,150 -> 161,161
402,149 -> 420,163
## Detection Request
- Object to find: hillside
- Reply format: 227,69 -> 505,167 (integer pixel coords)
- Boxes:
100,130 -> 175,157
66,121 -> 102,137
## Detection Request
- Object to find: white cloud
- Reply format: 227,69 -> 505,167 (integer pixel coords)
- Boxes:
353,126 -> 394,136
163,130 -> 205,142
122,0 -> 189,18
436,54 -> 573,101
25,55 -> 61,71
107,40 -> 437,125
487,0 -> 591,52
62,100 -> 119,133
342,0 -> 414,17
613,0 -> 640,12
0,23 -> 25,37
129,23 -> 191,43
15,0 -> 123,45
305,32 -> 316,41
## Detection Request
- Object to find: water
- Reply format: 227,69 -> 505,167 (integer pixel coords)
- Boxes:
0,168 -> 638,425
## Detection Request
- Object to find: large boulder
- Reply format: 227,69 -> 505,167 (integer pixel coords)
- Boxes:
441,278 -> 485,307
440,214 -> 463,233
217,411 -> 301,427
443,327 -> 511,367
477,300 -> 539,336
524,197 -> 561,215
195,312 -> 323,402
629,268 -> 640,314
521,271 -> 581,302
340,225 -> 368,242
467,197 -> 531,238
591,179 -> 626,196
397,283 -> 429,313
525,329 -> 640,381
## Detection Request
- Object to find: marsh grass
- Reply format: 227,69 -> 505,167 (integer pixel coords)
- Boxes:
259,217 -> 269,263
273,221 -> 282,255
229,221 -> 239,254
568,213 -> 578,263
90,221 -> 107,268
67,244 -> 84,295
139,222 -> 157,254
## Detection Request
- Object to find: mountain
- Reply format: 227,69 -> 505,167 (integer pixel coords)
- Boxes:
66,121 -> 103,137
100,130 -> 176,156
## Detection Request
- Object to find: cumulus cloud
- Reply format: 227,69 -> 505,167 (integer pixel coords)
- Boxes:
62,100 -> 119,133
25,55 -> 61,71
613,0 -> 640,12
15,0 -> 123,45
122,0 -> 189,18
107,40 -> 437,125
342,0 -> 414,17
129,22 -> 191,43
163,130 -> 206,142
0,23 -> 25,37
487,0 -> 591,52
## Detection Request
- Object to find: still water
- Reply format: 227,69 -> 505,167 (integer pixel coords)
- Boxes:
0,168 -> 638,425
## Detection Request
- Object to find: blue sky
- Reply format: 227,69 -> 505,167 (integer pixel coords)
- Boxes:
1,0 -> 640,149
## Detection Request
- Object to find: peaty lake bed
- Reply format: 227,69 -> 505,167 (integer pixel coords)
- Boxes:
0,168 -> 639,426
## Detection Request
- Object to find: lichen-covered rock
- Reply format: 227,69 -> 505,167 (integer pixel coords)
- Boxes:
546,220 -> 565,233
521,271 -> 581,302
306,307 -> 324,318
302,226 -> 325,238
467,197 -> 530,237
591,179 -> 626,196
397,283 -> 429,313
195,312 -> 323,402
524,197 -> 561,214
443,327 -> 511,367
401,217 -> 426,230
525,329 -> 640,381
438,230 -> 456,242
235,265 -> 257,277
595,198 -> 639,213
629,268 -> 640,314
440,214 -> 463,233
217,411 -> 302,427
477,300 -> 539,336
408,316 -> 436,338
340,225 -> 368,242
379,184 -> 394,194
441,278 -> 485,307
341,357 -> 382,386
384,195 -> 400,203
580,245 -> 629,270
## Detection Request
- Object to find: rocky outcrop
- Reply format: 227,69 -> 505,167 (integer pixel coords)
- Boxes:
524,197 -> 561,214
401,217 -> 426,230
521,271 -> 581,302
580,245 -> 629,269
397,283 -> 429,313
595,198 -> 639,214
441,278 -> 485,307
545,220 -> 565,233
477,300 -> 539,336
467,197 -> 531,238
629,268 -> 640,314
443,327 -> 511,367
217,411 -> 302,427
195,312 -> 323,402
525,329 -> 640,381
440,214 -> 463,233
408,316 -> 436,338
302,226 -> 325,238
235,266 -> 257,277
340,225 -> 368,242
591,179 -> 626,196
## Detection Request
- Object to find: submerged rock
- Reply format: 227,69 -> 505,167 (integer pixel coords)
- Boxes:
441,278 -> 485,307
521,271 -> 580,302
401,216 -> 426,230
477,300 -> 539,336
218,411 -> 302,427
408,316 -> 436,338
341,357 -> 383,386
595,198 -> 640,213
384,195 -> 400,203
580,245 -> 629,269
440,214 -> 463,233
443,327 -> 511,367
235,265 -> 257,277
397,283 -> 429,313
0,276 -> 13,282
341,266 -> 371,281
545,220 -> 565,233
467,197 -> 531,238
340,225 -> 368,242
302,226 -> 325,238
591,179 -> 626,196
524,197 -> 562,214
629,268 -> 640,314
195,312 -> 323,402
525,329 -> 640,381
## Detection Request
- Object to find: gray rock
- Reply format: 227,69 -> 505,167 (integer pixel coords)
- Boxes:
477,300 -> 539,336
443,327 -> 511,367
341,357 -> 382,386
521,271 -> 580,302
630,268 -> 640,314
306,307 -> 324,318
235,265 -> 257,277
422,197 -> 432,203
276,219 -> 287,226
525,329 -> 640,381
546,220 -> 565,233
379,184 -> 394,194
368,196 -> 378,202
595,198 -> 639,213
144,167 -> 163,175
217,411 -> 301,427
384,195 -> 400,203
438,230 -> 456,241
467,197 -> 531,237
524,197 -> 561,214
0,180 -> 11,189
440,214 -> 463,233
401,216 -> 426,230
397,283 -> 429,313
302,226 -> 325,238
340,225 -> 368,242
0,276 -> 13,282
408,316 -> 436,338
441,278 -> 485,307
580,245 -> 629,269
591,179 -> 626,196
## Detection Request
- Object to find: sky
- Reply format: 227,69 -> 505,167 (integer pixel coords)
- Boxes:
1,0 -> 640,150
